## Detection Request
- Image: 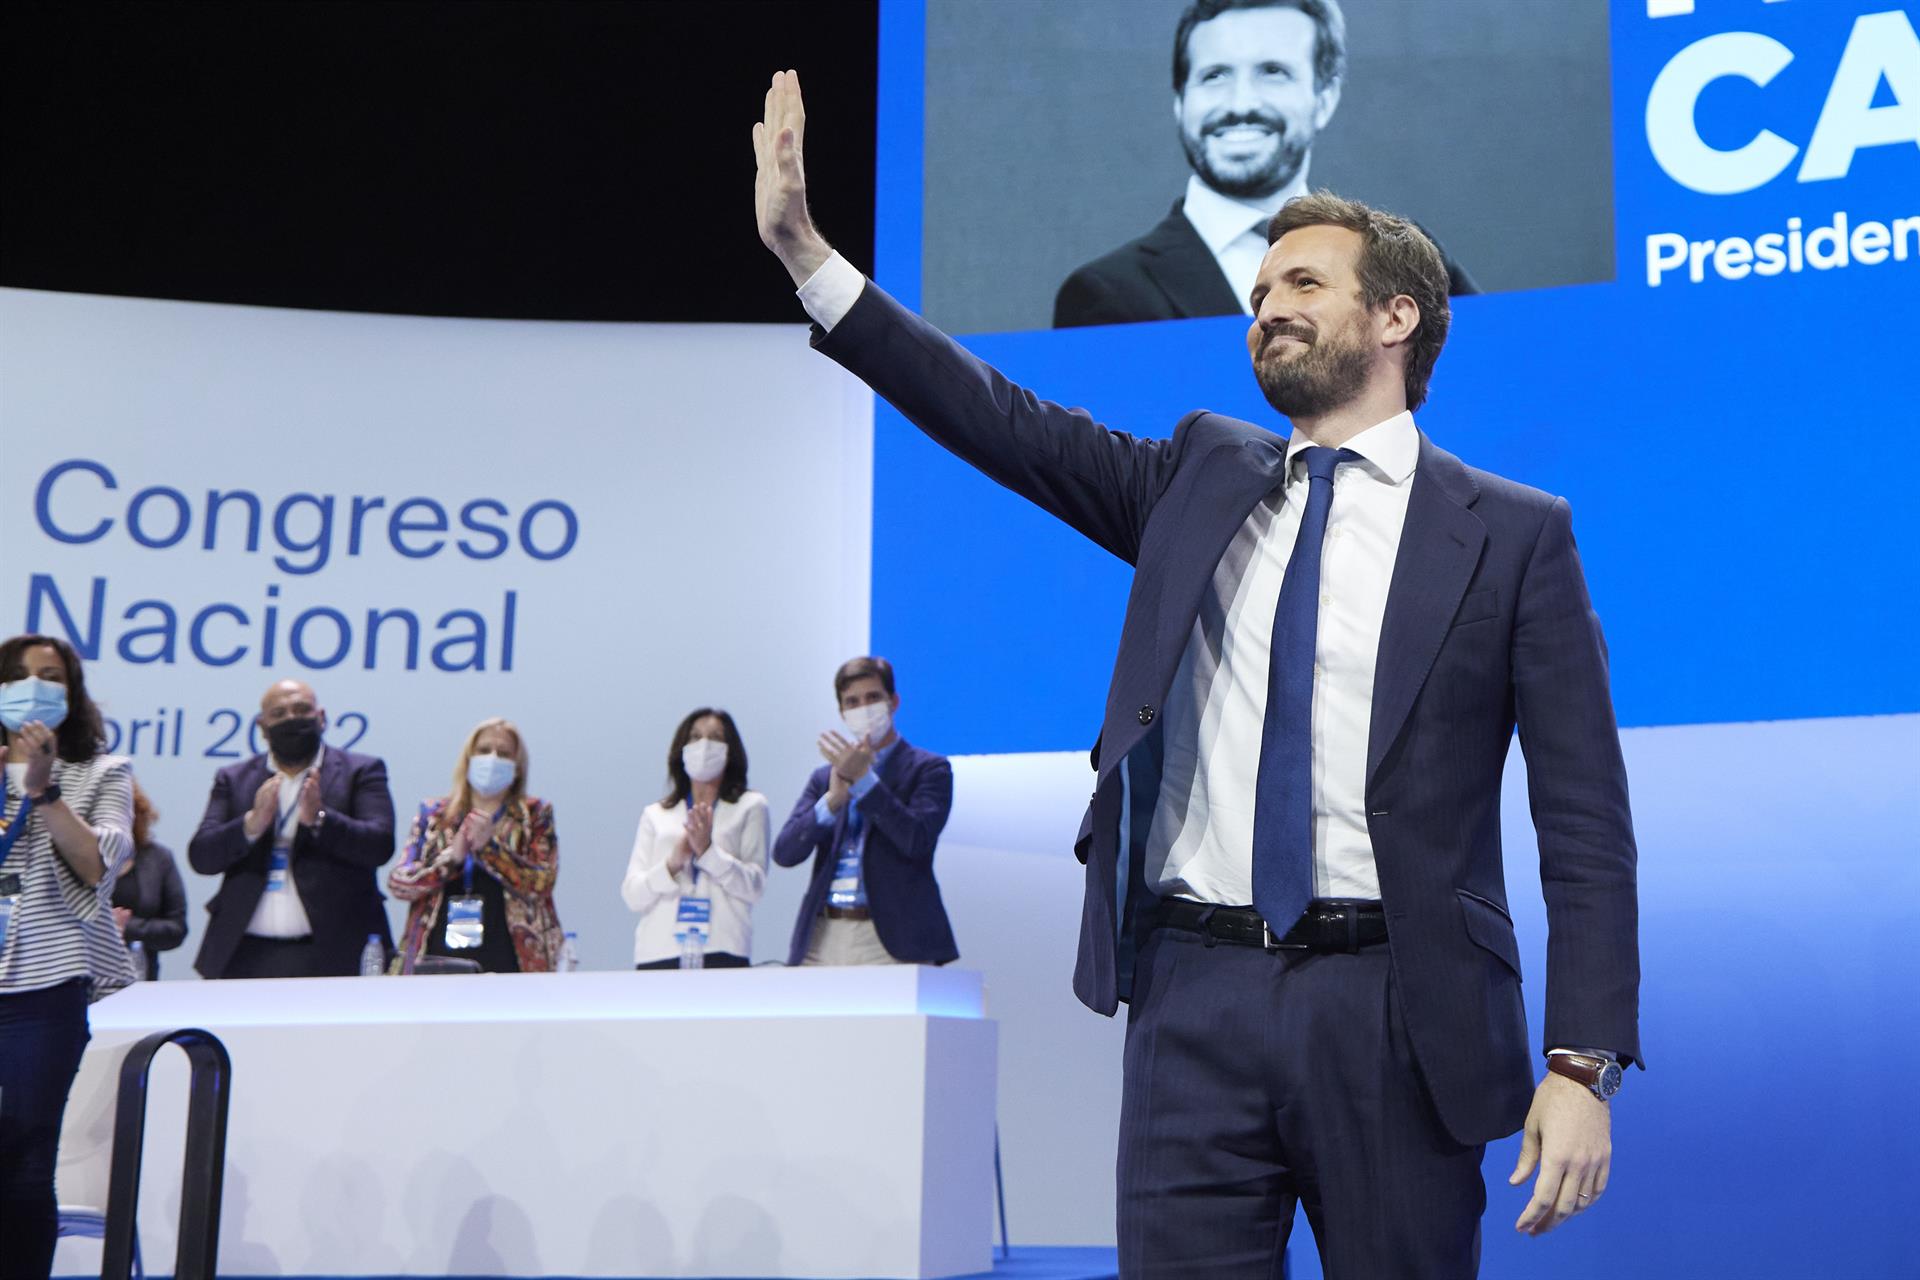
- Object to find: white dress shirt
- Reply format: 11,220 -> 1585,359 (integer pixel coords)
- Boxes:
1178,172 -> 1308,315
1147,414 -> 1417,905
245,747 -> 322,938
621,791 -> 770,965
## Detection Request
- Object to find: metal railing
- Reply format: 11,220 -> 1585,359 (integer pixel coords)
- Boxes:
100,1028 -> 231,1280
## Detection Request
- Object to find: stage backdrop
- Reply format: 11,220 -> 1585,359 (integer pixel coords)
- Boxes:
857,0 -> 1920,1270
0,286 -> 874,976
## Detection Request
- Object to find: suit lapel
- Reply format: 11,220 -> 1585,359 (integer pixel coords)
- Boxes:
1367,435 -> 1486,784
1150,435 -> 1292,716
1140,204 -> 1246,319
319,747 -> 347,807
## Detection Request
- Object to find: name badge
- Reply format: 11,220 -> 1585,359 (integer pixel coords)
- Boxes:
446,895 -> 485,950
828,842 -> 865,909
266,848 -> 291,893
675,896 -> 712,942
0,872 -> 20,954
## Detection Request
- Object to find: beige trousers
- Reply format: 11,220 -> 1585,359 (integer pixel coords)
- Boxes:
801,914 -> 899,966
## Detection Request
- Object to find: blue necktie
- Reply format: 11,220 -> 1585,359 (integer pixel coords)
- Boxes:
1251,445 -> 1360,932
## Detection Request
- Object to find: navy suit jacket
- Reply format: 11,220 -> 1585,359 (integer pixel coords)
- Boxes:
772,739 -> 957,967
188,748 -> 397,978
1054,200 -> 1480,329
813,282 -> 1640,1146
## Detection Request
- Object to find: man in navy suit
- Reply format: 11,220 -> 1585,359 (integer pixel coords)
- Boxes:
756,72 -> 1639,1277
773,656 -> 957,967
189,679 -> 396,979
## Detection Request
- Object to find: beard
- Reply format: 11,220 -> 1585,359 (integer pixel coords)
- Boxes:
1180,109 -> 1312,200
1254,318 -> 1373,419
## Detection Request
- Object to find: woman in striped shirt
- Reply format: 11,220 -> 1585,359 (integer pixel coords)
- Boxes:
0,633 -> 133,1280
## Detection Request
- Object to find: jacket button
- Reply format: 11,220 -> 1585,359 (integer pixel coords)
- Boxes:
1137,705 -> 1155,725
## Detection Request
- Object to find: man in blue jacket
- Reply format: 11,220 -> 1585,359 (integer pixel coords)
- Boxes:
754,72 -> 1639,1278
772,656 -> 956,967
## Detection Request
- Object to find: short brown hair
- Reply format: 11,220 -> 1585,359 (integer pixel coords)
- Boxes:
1267,192 -> 1451,411
1173,0 -> 1347,95
833,656 -> 896,702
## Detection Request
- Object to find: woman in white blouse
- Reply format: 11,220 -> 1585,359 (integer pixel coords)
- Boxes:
621,708 -> 768,969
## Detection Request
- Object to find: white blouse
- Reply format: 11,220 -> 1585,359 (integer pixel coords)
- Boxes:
620,791 -> 769,965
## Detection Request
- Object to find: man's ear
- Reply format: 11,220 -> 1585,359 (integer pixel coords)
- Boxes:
1172,91 -> 1185,129
1312,79 -> 1342,132
1378,294 -> 1421,350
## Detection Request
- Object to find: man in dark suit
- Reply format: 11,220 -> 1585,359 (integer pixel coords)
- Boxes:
1055,0 -> 1476,330
189,679 -> 396,979
772,656 -> 956,967
756,72 -> 1638,1276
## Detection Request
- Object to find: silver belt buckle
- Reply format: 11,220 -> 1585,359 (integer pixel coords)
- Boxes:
1261,917 -> 1307,951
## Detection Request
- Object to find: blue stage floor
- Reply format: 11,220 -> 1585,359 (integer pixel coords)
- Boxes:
962,1247 -> 1118,1279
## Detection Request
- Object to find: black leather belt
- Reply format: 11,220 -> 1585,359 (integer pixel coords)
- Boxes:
1154,898 -> 1389,952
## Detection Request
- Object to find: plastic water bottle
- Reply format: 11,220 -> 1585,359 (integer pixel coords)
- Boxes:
560,931 -> 580,973
359,933 -> 386,977
679,929 -> 706,971
127,940 -> 146,981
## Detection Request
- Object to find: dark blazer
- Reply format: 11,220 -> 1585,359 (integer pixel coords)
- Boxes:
111,840 -> 188,979
772,739 -> 957,967
1054,199 -> 1480,329
188,749 -> 396,978
812,282 -> 1640,1147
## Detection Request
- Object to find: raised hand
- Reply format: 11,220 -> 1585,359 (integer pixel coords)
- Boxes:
752,69 -> 832,285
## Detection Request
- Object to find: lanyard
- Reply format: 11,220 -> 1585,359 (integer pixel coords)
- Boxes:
0,788 -> 33,866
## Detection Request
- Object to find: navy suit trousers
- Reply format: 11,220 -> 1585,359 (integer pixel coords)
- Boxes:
1119,929 -> 1485,1279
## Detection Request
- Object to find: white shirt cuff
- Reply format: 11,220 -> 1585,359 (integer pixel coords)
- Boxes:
796,252 -> 865,332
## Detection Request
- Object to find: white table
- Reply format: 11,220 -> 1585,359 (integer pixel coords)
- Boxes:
56,967 -> 997,1278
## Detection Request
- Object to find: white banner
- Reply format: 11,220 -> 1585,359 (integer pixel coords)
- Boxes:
0,287 -> 872,974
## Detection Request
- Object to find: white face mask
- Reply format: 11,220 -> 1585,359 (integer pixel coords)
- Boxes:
466,752 -> 517,797
841,701 -> 893,743
682,738 -> 729,784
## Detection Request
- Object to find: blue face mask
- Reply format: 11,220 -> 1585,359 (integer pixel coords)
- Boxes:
0,677 -> 69,733
466,752 -> 517,798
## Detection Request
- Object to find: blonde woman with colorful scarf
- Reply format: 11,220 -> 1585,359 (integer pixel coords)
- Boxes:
388,718 -> 562,973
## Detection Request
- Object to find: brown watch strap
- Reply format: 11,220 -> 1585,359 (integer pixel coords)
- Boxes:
1547,1053 -> 1608,1088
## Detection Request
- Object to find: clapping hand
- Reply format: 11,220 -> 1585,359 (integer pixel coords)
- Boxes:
243,775 -> 280,842
454,808 -> 495,857
0,721 -> 59,798
817,730 -> 875,785
295,771 -> 322,827
685,801 -> 714,856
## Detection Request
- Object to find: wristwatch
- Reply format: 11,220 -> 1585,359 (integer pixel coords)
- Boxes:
29,783 -> 62,806
1548,1051 -> 1623,1101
